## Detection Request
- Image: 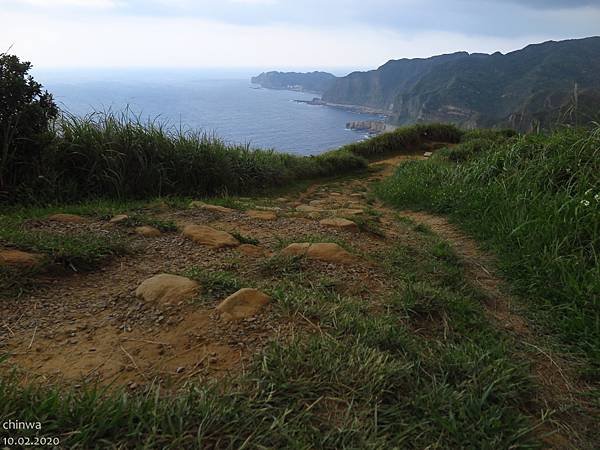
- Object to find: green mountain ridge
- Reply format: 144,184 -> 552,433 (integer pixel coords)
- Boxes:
323,37 -> 600,130
253,37 -> 600,131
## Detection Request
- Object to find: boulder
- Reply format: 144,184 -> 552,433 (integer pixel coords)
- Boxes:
189,201 -> 234,213
182,225 -> 239,248
424,151 -> 433,158
0,249 -> 44,268
217,288 -> 270,320
109,214 -> 129,224
47,213 -> 86,223
135,226 -> 161,237
246,210 -> 277,221
319,218 -> 359,232
135,274 -> 200,305
281,242 -> 356,264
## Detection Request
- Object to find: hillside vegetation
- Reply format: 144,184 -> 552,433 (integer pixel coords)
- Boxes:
3,113 -> 461,205
322,37 -> 600,131
377,127 -> 600,366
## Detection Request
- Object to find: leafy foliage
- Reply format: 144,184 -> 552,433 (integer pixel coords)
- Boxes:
0,53 -> 57,195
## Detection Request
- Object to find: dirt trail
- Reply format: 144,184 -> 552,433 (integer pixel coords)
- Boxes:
1,150 -> 593,447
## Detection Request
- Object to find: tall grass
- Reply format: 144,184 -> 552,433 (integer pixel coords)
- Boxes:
377,127 -> 600,366
5,112 -> 368,203
2,113 -> 465,204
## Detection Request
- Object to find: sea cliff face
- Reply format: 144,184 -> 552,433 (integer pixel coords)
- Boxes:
322,37 -> 600,131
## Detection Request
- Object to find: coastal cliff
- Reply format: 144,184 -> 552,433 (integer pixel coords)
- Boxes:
321,37 -> 600,131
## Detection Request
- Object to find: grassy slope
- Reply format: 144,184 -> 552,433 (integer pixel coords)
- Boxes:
377,127 -> 600,369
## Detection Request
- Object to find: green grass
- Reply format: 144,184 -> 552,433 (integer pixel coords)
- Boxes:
230,232 -> 259,245
182,267 -> 242,302
377,126 -> 600,369
4,112 -> 368,204
340,123 -> 463,160
0,207 -> 131,298
3,116 -> 464,205
1,229 -> 552,449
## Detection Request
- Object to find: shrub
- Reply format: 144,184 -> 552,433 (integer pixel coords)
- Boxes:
0,53 -> 57,198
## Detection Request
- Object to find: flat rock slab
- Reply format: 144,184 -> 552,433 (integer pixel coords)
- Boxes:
109,214 -> 129,224
217,288 -> 270,320
246,210 -> 277,221
47,213 -> 86,223
136,273 -> 200,305
336,208 -> 364,216
182,225 -> 239,248
319,218 -> 359,232
0,249 -> 44,268
237,244 -> 273,258
281,242 -> 357,265
135,226 -> 161,237
296,205 -> 323,213
189,201 -> 234,213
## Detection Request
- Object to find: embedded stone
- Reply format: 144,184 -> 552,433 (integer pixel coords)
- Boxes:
135,274 -> 200,305
0,249 -> 44,268
246,210 -> 277,221
182,225 -> 239,248
319,218 -> 359,232
109,214 -> 129,224
281,242 -> 356,264
295,205 -> 323,213
237,244 -> 272,258
189,201 -> 234,213
47,213 -> 86,223
135,226 -> 161,237
217,288 -> 270,320
336,208 -> 364,216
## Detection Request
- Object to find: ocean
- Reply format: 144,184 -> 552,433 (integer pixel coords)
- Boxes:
37,70 -> 380,155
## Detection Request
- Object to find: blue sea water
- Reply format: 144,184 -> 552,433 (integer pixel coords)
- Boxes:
38,71 -> 380,155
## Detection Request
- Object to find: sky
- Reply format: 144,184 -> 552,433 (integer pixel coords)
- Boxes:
1,0 -> 599,72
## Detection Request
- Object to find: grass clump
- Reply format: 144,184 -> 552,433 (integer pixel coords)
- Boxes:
377,126 -> 600,366
0,215 -> 129,273
230,232 -> 259,245
182,267 -> 241,302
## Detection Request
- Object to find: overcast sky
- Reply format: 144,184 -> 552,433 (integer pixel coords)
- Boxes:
1,0 -> 599,71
